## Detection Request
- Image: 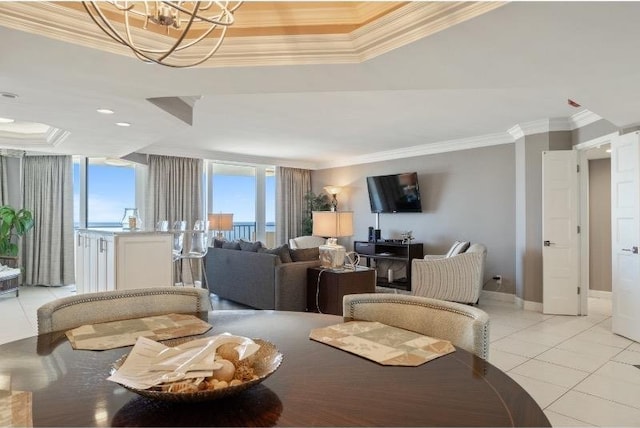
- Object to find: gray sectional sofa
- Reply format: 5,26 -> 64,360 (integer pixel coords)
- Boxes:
205,244 -> 321,311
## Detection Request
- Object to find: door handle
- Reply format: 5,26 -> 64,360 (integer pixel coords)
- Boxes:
622,246 -> 639,254
543,240 -> 554,247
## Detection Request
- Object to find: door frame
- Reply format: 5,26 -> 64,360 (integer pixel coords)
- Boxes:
574,131 -> 619,315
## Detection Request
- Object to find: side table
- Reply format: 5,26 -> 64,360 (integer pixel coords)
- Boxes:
306,266 -> 376,315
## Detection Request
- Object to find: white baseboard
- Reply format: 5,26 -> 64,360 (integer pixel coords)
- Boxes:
523,300 -> 543,312
588,289 -> 612,300
483,292 -> 543,313
481,290 -> 515,303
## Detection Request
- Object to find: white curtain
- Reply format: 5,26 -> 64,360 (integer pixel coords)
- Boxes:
22,155 -> 75,286
276,166 -> 311,246
147,155 -> 203,284
146,155 -> 203,229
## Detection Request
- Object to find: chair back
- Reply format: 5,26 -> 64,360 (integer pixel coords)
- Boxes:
188,230 -> 210,256
289,235 -> 326,249
155,220 -> 169,231
37,287 -> 212,335
343,293 -> 490,360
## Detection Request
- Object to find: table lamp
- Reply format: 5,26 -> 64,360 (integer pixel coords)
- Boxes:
208,213 -> 234,240
323,186 -> 342,211
312,211 -> 354,269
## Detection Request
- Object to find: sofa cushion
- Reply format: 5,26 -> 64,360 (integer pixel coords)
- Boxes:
239,239 -> 263,252
290,247 -> 319,262
213,238 -> 224,248
445,241 -> 470,258
259,244 -> 292,263
222,240 -> 241,250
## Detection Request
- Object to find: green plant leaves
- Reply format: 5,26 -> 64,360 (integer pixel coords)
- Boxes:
0,205 -> 35,256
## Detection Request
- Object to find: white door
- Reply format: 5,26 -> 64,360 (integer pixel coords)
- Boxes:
542,150 -> 580,315
611,132 -> 640,342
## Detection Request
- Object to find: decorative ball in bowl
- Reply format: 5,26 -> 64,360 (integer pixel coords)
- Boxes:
111,338 -> 283,402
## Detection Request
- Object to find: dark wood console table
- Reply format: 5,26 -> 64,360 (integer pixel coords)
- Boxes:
354,241 -> 423,291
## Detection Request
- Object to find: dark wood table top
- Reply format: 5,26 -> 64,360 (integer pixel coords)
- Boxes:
0,310 -> 550,427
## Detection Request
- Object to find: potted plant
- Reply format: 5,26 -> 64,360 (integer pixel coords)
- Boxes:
0,205 -> 34,257
302,192 -> 331,235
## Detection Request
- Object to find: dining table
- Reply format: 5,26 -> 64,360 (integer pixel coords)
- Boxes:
0,310 -> 550,427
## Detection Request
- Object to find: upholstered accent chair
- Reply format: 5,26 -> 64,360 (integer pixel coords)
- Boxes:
37,287 -> 211,334
343,293 -> 490,359
289,235 -> 326,249
411,243 -> 487,304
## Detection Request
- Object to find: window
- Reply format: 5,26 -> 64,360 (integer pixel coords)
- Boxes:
207,162 -> 276,245
73,157 -> 137,229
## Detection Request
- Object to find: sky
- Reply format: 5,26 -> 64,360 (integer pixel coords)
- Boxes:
73,162 -> 275,226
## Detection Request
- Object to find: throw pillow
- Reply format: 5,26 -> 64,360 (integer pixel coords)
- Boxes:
445,240 -> 470,258
290,247 -> 320,262
259,244 -> 292,263
239,239 -> 263,252
213,238 -> 224,248
222,240 -> 241,250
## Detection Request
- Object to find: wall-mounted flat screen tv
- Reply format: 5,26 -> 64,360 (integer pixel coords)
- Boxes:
366,172 -> 422,213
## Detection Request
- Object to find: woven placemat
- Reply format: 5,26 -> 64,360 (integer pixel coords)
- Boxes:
0,390 -> 32,427
310,321 -> 455,366
66,313 -> 212,351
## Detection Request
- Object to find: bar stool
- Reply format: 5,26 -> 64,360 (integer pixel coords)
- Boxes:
172,221 -> 187,285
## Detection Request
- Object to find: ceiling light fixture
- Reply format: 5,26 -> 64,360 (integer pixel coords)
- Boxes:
116,122 -> 131,127
81,1 -> 243,68
0,117 -> 15,124
1,92 -> 18,99
96,108 -> 115,114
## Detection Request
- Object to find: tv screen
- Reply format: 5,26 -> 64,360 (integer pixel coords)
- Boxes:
366,172 -> 422,213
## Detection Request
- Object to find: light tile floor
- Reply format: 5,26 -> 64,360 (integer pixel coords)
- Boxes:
1,286 -> 639,427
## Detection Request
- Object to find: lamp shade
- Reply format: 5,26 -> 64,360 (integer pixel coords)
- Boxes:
312,211 -> 353,238
323,185 -> 342,196
208,213 -> 234,231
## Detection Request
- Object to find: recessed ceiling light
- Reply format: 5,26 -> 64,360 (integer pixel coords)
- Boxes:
0,92 -> 18,99
606,149 -> 612,153
0,117 -> 15,124
96,108 -> 114,114
115,122 -> 131,127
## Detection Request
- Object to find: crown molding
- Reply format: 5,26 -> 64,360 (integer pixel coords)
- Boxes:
319,131 -> 514,169
569,109 -> 603,129
0,2 -> 504,68
507,118 -> 573,141
352,2 -> 505,62
0,125 -> 69,149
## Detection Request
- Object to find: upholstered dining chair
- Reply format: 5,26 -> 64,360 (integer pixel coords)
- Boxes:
343,293 -> 490,360
37,287 -> 212,335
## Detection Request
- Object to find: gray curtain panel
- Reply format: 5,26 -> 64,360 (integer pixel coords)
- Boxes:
276,166 -> 311,246
23,155 -> 75,286
0,155 -> 8,206
147,155 -> 203,285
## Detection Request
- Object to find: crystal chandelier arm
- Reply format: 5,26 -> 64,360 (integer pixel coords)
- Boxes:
156,1 -> 200,62
165,1 -> 242,26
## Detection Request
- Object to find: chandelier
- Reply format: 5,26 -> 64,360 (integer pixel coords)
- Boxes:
82,1 -> 243,68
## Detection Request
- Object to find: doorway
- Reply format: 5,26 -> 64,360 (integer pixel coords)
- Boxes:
577,132 -> 618,315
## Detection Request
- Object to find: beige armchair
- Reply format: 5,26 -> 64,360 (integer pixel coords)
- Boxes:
289,235 -> 326,249
411,243 -> 487,304
343,293 -> 490,359
37,287 -> 211,334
